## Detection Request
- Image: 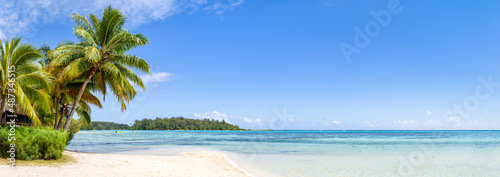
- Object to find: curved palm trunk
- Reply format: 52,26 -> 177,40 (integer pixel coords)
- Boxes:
56,106 -> 65,129
63,68 -> 98,132
53,96 -> 60,129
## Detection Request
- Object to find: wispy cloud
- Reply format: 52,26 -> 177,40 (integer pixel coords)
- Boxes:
242,117 -> 261,124
361,121 -> 375,127
203,0 -> 244,20
332,120 -> 343,125
426,110 -> 432,115
424,120 -> 441,126
393,120 -> 417,127
194,111 -> 266,128
194,111 -> 233,123
0,0 -> 245,39
448,116 -> 461,125
141,72 -> 174,83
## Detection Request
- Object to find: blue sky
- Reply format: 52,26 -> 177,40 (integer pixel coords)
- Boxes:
2,0 -> 500,130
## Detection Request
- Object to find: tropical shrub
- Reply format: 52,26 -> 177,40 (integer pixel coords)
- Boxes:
68,119 -> 82,134
0,126 -> 73,160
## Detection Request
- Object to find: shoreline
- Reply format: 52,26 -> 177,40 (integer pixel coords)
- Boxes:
104,146 -> 267,177
1,150 -> 253,177
97,145 -> 272,177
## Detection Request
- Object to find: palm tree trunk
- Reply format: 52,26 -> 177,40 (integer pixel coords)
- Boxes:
63,68 -> 98,132
56,106 -> 65,129
53,96 -> 60,129
0,96 -> 6,122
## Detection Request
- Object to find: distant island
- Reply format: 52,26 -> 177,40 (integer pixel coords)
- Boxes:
81,121 -> 130,130
82,117 -> 246,131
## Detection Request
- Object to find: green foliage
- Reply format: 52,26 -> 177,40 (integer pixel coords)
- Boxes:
68,119 -> 82,134
0,38 -> 53,126
48,6 -> 151,131
0,126 -> 73,160
81,121 -> 130,130
130,117 -> 245,131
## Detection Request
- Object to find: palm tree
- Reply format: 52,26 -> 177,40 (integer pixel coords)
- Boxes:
53,78 -> 103,129
50,6 -> 150,131
0,37 -> 53,126
44,43 -> 103,129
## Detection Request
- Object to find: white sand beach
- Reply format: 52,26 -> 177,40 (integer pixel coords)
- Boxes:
1,150 -> 250,177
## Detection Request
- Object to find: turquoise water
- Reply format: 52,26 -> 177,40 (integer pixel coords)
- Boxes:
67,130 -> 500,176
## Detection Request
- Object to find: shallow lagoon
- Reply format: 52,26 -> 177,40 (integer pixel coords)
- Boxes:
67,130 -> 500,176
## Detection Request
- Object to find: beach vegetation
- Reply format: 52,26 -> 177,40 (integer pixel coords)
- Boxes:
0,5 -> 249,162
0,126 -> 72,160
0,6 -> 151,161
0,38 -> 53,126
48,5 -> 150,132
42,43 -> 103,130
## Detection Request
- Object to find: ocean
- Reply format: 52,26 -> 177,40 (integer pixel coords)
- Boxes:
66,130 -> 500,176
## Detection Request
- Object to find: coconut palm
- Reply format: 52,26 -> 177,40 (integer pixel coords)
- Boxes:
40,44 -> 63,128
49,6 -> 150,131
44,43 -> 103,129
52,78 -> 103,129
0,37 -> 53,126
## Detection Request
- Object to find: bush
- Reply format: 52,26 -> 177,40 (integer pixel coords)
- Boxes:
68,119 -> 82,134
0,126 -> 73,160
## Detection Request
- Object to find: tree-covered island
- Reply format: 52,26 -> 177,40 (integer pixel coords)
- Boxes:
82,117 -> 246,131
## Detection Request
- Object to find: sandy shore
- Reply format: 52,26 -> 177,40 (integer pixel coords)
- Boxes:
1,150 -> 251,177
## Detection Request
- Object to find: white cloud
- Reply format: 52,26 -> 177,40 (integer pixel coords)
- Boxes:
0,0 -> 245,39
426,110 -> 432,115
242,117 -> 261,124
448,116 -> 460,123
203,0 -> 244,20
141,72 -> 174,83
467,120 -> 481,126
393,120 -> 416,126
194,111 -> 232,123
424,120 -> 441,126
332,120 -> 343,125
194,111 -> 267,128
361,121 -> 374,127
